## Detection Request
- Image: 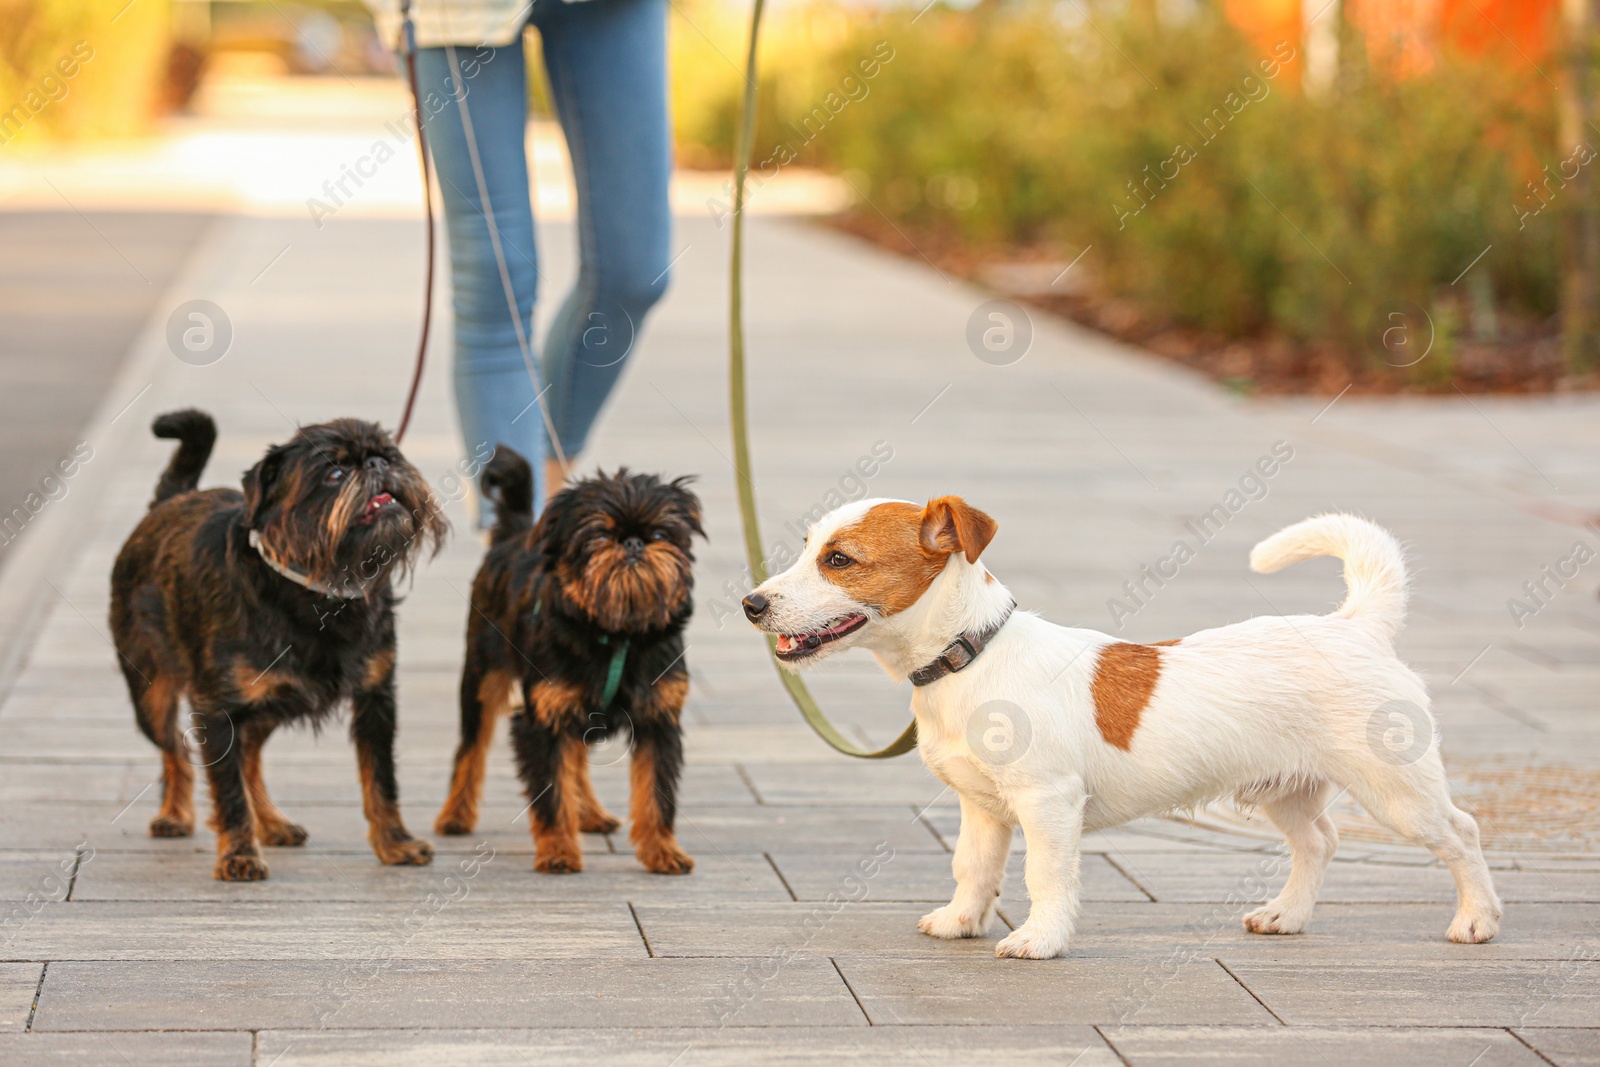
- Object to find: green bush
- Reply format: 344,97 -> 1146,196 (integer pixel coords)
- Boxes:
677,1 -> 1561,373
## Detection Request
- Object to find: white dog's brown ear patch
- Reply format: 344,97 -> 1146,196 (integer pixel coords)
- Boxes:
919,496 -> 997,563
822,502 -> 949,614
1092,642 -> 1162,750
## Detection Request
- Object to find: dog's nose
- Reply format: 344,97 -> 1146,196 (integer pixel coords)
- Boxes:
365,456 -> 389,473
742,592 -> 769,621
623,535 -> 645,558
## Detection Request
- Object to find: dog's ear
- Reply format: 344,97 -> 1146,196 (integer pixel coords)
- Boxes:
670,475 -> 706,538
242,444 -> 289,528
919,496 -> 997,564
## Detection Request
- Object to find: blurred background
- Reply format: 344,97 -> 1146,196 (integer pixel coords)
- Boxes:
5,0 -> 1587,560
0,0 -> 1588,403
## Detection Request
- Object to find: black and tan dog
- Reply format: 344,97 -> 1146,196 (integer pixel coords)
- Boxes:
110,409 -> 447,881
434,449 -> 702,875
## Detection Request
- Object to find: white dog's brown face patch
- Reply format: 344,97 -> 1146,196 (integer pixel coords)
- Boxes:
1091,642 -> 1164,750
817,497 -> 997,615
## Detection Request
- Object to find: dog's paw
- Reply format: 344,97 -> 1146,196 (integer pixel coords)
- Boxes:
1243,902 -> 1310,935
534,851 -> 584,874
917,904 -> 992,939
581,808 -> 623,834
995,923 -> 1069,960
214,853 -> 269,882
258,821 -> 308,847
637,838 -> 694,875
1448,909 -> 1500,944
433,809 -> 476,836
149,814 -> 194,838
374,834 -> 434,866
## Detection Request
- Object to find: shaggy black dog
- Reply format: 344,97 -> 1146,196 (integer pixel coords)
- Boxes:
109,409 -> 447,881
435,449 -> 703,875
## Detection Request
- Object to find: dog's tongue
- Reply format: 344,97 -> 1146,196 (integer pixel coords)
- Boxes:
364,493 -> 394,517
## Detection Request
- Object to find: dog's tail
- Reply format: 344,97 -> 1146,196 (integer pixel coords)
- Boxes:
1249,513 -> 1408,640
481,446 -> 534,544
149,409 -> 217,508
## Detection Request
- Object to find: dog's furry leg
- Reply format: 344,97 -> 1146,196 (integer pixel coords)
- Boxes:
196,708 -> 267,881
436,663 -> 512,835
628,719 -> 693,875
352,653 -> 432,867
240,720 -> 306,847
574,750 -> 621,834
997,778 -> 1086,959
920,795 -> 1011,939
1244,779 -> 1338,934
126,665 -> 194,838
1348,753 -> 1502,943
510,703 -> 585,873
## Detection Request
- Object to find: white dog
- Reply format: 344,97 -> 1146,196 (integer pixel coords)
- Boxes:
742,498 -> 1501,959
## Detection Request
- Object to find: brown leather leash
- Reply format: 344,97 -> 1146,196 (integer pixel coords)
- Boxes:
393,0 -> 433,445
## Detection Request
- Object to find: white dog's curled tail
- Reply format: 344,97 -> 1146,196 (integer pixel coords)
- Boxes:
1250,513 -> 1408,639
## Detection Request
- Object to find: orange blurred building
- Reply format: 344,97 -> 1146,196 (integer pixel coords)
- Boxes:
1222,0 -> 1560,77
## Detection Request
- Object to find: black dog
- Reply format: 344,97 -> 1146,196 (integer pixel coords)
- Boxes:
109,410 -> 447,881
435,449 -> 702,874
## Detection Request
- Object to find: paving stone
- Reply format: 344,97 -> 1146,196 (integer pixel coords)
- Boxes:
835,955 -> 1273,1025
33,959 -> 865,1030
1112,851 -> 1600,904
1098,1025 -> 1545,1066
257,1025 -> 1121,1065
637,902 -> 1016,959
766,849 -> 1148,903
1220,960 -> 1600,1027
1512,1028 -> 1600,1066
738,761 -> 948,806
668,805 -> 946,854
0,963 -> 41,1031
0,851 -> 80,903
3,901 -> 645,960
71,848 -> 790,903
0,1031 -> 252,1066
635,902 -> 1600,963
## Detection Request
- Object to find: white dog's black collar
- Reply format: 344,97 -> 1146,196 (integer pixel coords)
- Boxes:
908,601 -> 1015,687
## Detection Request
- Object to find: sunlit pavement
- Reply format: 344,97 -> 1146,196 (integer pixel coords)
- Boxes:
0,75 -> 1597,1066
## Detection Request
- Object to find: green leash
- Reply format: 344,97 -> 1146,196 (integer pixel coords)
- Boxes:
534,600 -> 630,709
728,0 -> 917,760
596,635 -> 629,710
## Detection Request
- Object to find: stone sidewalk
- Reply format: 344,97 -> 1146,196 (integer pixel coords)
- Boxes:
0,200 -> 1598,1066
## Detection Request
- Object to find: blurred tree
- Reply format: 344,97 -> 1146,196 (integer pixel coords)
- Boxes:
1560,0 -> 1599,371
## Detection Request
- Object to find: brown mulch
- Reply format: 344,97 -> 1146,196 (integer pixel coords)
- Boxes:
822,211 -> 1596,397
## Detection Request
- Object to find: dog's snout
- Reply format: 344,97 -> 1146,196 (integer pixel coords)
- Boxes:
623,535 -> 645,558
742,592 -> 769,621
365,455 -> 389,473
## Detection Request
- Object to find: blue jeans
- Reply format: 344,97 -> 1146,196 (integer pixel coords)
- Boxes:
414,0 -> 672,519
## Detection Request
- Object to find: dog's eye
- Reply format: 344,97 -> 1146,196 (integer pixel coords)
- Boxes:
649,529 -> 669,542
826,551 -> 852,568
325,468 -> 346,486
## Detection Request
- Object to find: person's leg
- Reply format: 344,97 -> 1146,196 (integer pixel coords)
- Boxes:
414,39 -> 546,522
534,0 -> 673,486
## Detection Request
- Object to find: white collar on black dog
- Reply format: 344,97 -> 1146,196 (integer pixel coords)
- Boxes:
247,529 -> 366,599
